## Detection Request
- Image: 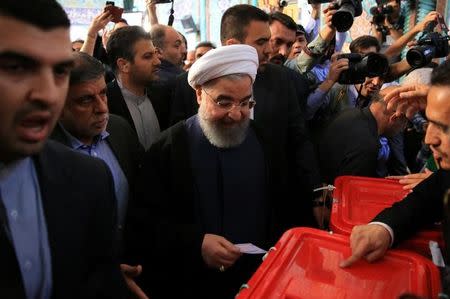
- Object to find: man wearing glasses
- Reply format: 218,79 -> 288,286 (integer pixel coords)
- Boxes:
125,45 -> 299,299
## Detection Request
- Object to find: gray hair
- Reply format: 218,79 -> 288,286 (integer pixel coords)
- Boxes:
69,52 -> 105,86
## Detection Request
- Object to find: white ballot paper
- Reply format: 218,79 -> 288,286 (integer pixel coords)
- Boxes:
235,243 -> 267,254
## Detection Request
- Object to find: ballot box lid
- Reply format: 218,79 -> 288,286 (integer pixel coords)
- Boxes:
237,227 -> 441,299
330,176 -> 411,235
329,176 -> 443,257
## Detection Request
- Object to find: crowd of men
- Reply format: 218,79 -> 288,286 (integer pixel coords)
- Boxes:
1,0 -> 450,298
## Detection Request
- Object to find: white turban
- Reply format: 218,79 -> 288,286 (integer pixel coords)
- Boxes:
188,44 -> 258,88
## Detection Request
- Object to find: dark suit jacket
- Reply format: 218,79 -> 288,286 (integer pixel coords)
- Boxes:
318,107 -> 406,184
125,121 -> 312,299
373,170 -> 450,249
0,141 -> 127,299
106,80 -> 171,132
170,63 -> 321,203
50,114 -> 144,191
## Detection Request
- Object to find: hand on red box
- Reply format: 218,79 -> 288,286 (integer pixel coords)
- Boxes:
340,224 -> 391,268
386,169 -> 433,190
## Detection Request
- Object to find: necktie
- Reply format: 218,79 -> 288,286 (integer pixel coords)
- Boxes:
378,137 -> 390,162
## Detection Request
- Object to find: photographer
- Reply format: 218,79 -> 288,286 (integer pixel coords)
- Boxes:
285,4 -> 338,74
371,0 -> 404,44
306,36 -> 385,127
384,11 -> 440,60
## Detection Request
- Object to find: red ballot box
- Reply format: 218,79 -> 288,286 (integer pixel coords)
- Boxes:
237,228 -> 441,299
330,176 -> 444,257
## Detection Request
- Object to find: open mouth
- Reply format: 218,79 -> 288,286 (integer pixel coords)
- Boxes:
17,113 -> 52,143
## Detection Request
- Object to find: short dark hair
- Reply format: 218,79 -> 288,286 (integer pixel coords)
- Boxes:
150,24 -> 166,50
70,52 -> 105,86
195,41 -> 216,50
220,4 -> 269,43
0,0 -> 70,29
349,35 -> 381,53
106,26 -> 151,73
296,24 -> 306,36
269,12 -> 297,32
431,60 -> 450,87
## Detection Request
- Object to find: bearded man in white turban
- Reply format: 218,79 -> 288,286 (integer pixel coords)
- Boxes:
124,44 -> 301,299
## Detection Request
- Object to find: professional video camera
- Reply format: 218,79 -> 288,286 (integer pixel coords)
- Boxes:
337,53 -> 389,84
406,19 -> 450,68
307,0 -> 362,32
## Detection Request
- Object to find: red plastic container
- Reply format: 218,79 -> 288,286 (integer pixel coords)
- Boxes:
330,176 -> 444,257
237,228 -> 441,299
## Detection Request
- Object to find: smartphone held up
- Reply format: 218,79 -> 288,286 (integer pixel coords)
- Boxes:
104,1 -> 124,23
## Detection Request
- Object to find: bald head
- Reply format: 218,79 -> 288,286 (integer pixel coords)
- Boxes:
150,24 -> 184,67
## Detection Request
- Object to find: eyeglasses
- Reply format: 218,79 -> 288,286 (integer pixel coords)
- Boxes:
202,88 -> 256,112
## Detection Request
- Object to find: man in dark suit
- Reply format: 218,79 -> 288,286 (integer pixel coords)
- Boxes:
169,4 -> 320,226
340,61 -> 450,273
51,52 -> 144,234
106,26 -> 170,149
0,1 -> 127,298
318,94 -> 408,184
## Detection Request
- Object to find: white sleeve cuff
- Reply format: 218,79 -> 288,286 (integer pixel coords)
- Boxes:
368,222 -> 394,247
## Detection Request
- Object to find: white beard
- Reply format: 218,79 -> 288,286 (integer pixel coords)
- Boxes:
198,104 -> 249,148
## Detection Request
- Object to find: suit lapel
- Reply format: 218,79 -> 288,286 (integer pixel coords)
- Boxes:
0,193 -> 26,298
107,80 -> 137,132
253,69 -> 269,121
105,119 -> 131,183
49,123 -> 71,147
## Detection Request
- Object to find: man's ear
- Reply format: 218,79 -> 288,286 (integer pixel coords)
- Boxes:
224,38 -> 241,46
195,87 -> 203,105
389,112 -> 402,123
117,58 -> 130,73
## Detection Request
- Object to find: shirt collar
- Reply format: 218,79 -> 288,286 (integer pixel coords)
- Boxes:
116,79 -> 148,105
58,123 -> 109,150
0,157 -> 31,181
349,84 -> 359,102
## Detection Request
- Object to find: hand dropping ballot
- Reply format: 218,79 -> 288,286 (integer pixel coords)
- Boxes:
235,243 -> 267,254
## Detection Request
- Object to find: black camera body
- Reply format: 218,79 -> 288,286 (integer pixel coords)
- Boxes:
370,4 -> 394,25
407,26 -> 449,68
337,53 -> 389,84
154,0 -> 173,3
308,0 -> 362,32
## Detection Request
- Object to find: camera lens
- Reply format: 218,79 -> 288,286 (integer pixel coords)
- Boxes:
366,53 -> 388,76
382,5 -> 394,14
332,3 -> 356,32
406,46 -> 435,68
278,0 -> 288,7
